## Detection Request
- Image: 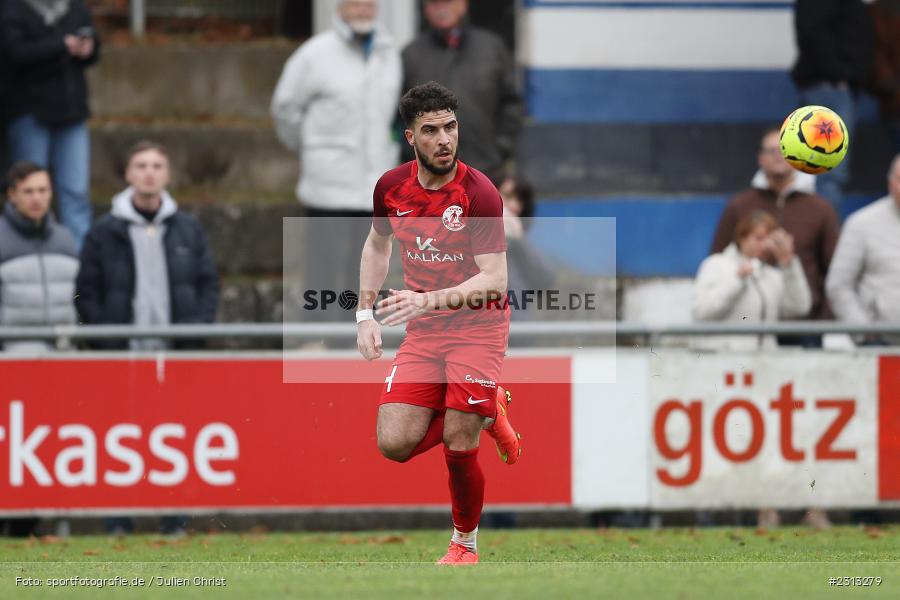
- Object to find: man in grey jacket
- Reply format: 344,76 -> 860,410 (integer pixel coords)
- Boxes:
0,161 -> 79,352
826,154 -> 900,344
402,0 -> 522,185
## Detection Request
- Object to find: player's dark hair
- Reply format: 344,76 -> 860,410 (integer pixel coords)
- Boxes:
399,81 -> 459,127
6,161 -> 48,192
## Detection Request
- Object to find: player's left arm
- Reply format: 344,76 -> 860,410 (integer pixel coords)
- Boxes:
376,252 -> 507,327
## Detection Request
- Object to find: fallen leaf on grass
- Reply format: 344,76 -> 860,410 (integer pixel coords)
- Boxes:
865,527 -> 885,539
338,535 -> 362,545
82,550 -> 101,556
40,535 -> 64,545
369,535 -> 408,545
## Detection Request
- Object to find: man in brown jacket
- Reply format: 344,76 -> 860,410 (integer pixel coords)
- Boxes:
710,128 -> 841,346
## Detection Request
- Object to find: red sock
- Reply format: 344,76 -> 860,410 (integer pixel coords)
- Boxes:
444,447 -> 485,533
401,412 -> 445,462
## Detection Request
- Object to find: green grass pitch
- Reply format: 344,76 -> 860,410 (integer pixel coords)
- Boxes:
1,527 -> 898,599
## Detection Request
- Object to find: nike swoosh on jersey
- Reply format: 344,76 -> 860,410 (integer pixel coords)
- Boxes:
467,396 -> 491,405
396,209 -> 413,216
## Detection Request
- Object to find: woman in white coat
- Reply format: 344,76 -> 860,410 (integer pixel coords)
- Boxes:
692,211 -> 812,351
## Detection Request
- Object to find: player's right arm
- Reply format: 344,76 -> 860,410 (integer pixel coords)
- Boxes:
357,226 -> 393,360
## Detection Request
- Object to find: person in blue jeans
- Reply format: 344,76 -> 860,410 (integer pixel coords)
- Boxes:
791,0 -> 874,218
1,0 -> 101,250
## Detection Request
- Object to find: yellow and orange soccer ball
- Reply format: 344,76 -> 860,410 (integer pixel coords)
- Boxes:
779,105 -> 849,174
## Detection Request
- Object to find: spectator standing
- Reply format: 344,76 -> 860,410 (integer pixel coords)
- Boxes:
711,128 -> 841,347
0,161 -> 78,538
826,154 -> 900,344
870,0 -> 900,154
75,141 -> 218,536
1,0 -> 101,250
693,211 -> 811,351
76,141 -> 219,354
792,0 -> 874,215
402,0 -> 522,185
271,0 -> 401,323
695,212 -> 824,529
0,161 -> 78,352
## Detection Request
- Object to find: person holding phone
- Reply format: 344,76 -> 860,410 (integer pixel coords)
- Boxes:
1,0 -> 100,250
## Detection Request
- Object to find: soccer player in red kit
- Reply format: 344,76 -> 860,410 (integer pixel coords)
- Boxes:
356,82 -> 522,565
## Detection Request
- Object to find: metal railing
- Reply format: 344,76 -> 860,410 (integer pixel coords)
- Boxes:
1,321 -> 899,344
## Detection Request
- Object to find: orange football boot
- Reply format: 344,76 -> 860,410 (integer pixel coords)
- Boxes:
485,386 -> 522,465
436,542 -> 478,565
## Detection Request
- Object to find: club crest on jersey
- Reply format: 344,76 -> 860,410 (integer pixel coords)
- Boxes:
442,205 -> 465,232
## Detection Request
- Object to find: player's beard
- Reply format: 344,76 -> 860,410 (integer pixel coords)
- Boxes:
415,145 -> 458,176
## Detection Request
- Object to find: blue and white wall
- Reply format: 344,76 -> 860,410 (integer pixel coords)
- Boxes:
517,0 -> 883,280
520,0 -> 798,124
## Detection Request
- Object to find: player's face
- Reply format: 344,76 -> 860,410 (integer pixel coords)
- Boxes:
126,149 -> 171,197
408,110 -> 459,176
758,132 -> 792,179
889,156 -> 900,210
8,171 -> 52,225
424,0 -> 468,31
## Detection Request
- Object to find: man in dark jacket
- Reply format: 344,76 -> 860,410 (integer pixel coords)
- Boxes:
1,0 -> 100,249
792,0 -> 874,215
401,0 -> 521,185
76,141 -> 219,353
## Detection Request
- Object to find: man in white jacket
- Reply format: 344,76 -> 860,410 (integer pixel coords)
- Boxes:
826,155 -> 900,344
271,0 -> 401,323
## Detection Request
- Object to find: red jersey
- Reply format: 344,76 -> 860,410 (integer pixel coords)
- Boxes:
373,160 -> 509,332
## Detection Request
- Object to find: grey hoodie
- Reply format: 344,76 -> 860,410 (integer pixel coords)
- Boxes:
110,188 -> 178,351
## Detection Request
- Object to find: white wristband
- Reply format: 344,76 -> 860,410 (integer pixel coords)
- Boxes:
356,309 -> 374,323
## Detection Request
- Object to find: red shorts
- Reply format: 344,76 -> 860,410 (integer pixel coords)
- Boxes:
379,325 -> 508,419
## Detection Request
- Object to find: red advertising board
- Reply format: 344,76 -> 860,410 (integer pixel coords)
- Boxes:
879,356 -> 900,500
0,357 -> 571,514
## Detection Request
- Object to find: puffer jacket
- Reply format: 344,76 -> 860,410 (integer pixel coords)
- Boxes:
0,202 -> 79,347
692,243 -> 812,351
75,190 -> 219,350
271,15 -> 401,211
